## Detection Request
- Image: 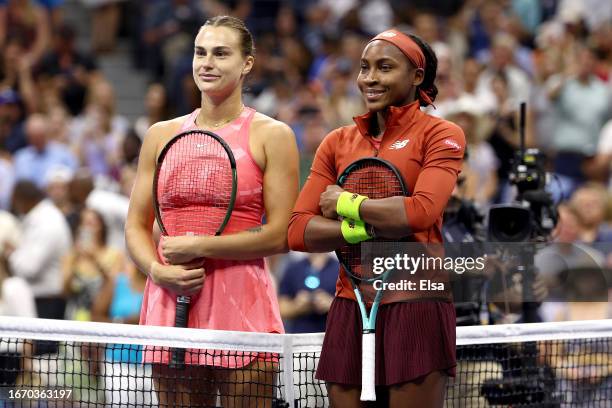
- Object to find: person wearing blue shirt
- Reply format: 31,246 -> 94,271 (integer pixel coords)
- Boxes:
13,114 -> 78,188
278,253 -> 338,333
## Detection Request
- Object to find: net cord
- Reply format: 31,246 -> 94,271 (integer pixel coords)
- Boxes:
456,319 -> 612,345
0,317 -> 611,350
0,316 -> 324,352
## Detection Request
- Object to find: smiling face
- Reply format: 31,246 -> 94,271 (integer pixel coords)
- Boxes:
357,40 -> 424,112
192,26 -> 254,98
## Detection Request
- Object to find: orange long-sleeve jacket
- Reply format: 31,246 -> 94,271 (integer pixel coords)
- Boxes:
288,101 -> 466,302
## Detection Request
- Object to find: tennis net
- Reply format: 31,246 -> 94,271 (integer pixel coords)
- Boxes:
0,317 -> 610,407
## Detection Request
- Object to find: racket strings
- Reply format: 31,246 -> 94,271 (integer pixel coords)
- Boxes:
338,163 -> 406,280
157,133 -> 234,237
341,167 -> 404,200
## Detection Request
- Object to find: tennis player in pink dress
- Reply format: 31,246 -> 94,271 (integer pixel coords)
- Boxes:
125,16 -> 299,407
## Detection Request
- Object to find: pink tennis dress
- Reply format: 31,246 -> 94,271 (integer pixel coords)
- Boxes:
139,107 -> 285,367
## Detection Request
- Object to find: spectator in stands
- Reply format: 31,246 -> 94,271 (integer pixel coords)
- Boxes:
142,0 -> 204,80
120,129 -> 141,166
133,83 -> 169,141
63,207 -> 122,322
91,257 -> 143,325
297,111 -> 328,187
251,74 -> 294,119
44,165 -> 73,216
47,105 -> 72,145
466,0 -> 506,60
0,209 -> 35,318
475,32 -> 531,112
68,170 -> 129,250
80,0 -> 124,54
568,183 -> 612,243
412,12 -> 441,46
0,89 -> 26,154
447,96 -> 498,208
278,253 -> 337,333
13,113 -> 78,188
0,161 -> 13,212
37,22 -> 99,116
586,118 -> 612,187
0,38 -> 38,113
546,44 -> 611,193
0,0 -> 51,67
71,80 -> 129,182
5,181 -> 71,321
317,58 -> 364,129
460,58 -> 485,101
425,43 -> 462,118
117,162 -> 136,198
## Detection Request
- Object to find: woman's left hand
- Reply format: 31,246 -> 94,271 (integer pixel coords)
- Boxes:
319,185 -> 344,219
161,236 -> 204,265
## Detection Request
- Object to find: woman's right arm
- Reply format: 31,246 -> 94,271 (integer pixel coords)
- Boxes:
288,131 -> 345,253
124,122 -> 205,296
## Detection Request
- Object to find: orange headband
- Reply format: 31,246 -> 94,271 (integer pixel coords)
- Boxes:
368,29 -> 433,106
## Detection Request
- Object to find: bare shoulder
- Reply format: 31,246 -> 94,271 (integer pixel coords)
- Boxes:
143,115 -> 191,154
148,115 -> 189,137
249,112 -> 298,171
251,112 -> 295,141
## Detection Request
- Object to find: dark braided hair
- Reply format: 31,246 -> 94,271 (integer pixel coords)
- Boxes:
407,33 -> 438,107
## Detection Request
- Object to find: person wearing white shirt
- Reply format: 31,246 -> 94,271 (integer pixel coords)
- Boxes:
69,171 -> 129,250
475,33 -> 532,113
0,157 -> 15,211
0,210 -> 36,318
585,119 -> 612,189
7,181 -> 72,321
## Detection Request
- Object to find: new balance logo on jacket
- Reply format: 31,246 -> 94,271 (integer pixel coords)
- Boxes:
389,139 -> 409,150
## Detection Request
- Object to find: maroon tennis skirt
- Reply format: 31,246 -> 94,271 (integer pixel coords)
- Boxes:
316,297 -> 456,386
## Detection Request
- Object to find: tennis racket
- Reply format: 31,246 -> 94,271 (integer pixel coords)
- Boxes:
153,129 -> 237,368
335,157 -> 410,401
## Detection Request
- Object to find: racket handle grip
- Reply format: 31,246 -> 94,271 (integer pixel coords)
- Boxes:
174,296 -> 191,328
360,332 -> 376,401
169,296 -> 191,369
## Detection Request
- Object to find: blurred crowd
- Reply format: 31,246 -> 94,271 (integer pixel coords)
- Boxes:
0,0 -> 610,339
